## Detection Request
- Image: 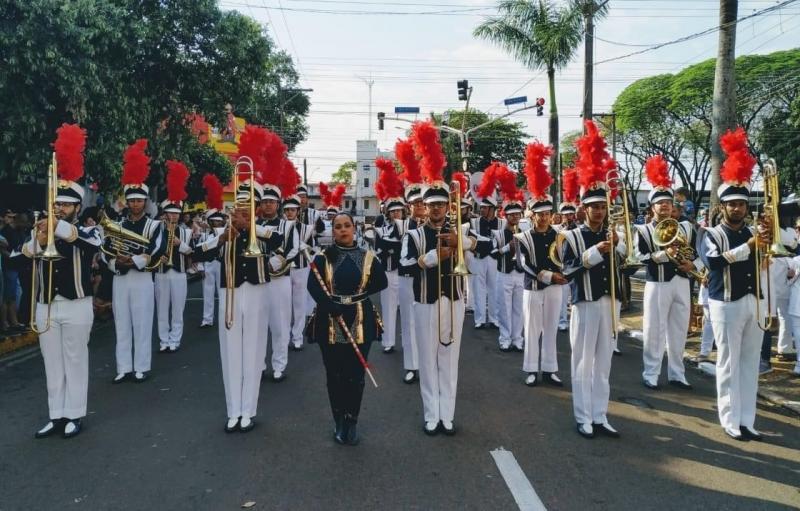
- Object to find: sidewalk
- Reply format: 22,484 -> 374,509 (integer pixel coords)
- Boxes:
621,276 -> 800,417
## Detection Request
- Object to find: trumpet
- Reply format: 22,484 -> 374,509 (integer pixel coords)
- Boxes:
653,218 -> 704,280
225,156 -> 263,330
754,158 -> 788,331
30,153 -> 64,334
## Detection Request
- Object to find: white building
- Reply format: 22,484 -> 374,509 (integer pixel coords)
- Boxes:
354,139 -> 394,220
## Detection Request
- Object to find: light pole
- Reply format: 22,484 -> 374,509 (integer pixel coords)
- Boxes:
356,74 -> 375,141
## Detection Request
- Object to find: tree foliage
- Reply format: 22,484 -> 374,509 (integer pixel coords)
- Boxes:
0,1 -> 309,202
331,161 -> 356,186
613,49 -> 800,203
432,109 -> 529,178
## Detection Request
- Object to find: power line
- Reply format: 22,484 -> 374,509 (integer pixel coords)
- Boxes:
596,0 -> 800,65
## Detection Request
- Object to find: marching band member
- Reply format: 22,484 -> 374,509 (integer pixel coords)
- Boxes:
452,172 -> 476,316
317,182 -> 346,248
25,124 -> 100,439
373,157 -> 407,355
470,186 -> 505,330
284,193 -> 316,351
636,155 -> 698,390
557,169 -> 579,332
306,212 -> 388,445
104,139 -> 166,384
193,179 -> 283,433
154,160 -> 193,353
198,174 -> 225,329
399,121 -> 474,436
517,142 -> 567,386
561,121 -> 624,439
479,162 -> 525,352
701,128 -> 769,441
393,138 -> 426,383
297,184 -> 319,227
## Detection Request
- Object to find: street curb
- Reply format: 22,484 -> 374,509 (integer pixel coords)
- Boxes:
626,329 -> 800,418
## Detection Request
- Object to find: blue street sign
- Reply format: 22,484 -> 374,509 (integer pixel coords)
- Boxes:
394,106 -> 421,114
503,96 -> 528,106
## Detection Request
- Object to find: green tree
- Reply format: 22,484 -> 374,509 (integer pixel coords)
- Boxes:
613,49 -> 800,204
433,109 -> 529,178
331,161 -> 356,186
474,0 -> 584,188
0,0 -> 308,197
758,96 -> 800,193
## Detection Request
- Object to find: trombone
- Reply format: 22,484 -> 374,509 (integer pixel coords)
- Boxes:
224,156 -> 263,330
604,170 -> 642,337
30,153 -> 64,334
754,158 -> 788,331
436,182 -> 470,346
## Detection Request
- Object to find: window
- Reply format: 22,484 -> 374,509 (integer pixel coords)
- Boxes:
363,177 -> 369,188
364,199 -> 370,210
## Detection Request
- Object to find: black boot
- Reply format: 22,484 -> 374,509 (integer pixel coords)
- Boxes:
343,415 -> 359,446
333,411 -> 346,444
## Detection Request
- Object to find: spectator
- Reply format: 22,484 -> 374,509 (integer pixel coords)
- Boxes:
1,209 -> 22,332
674,187 -> 695,221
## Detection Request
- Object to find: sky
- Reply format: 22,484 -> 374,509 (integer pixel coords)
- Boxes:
218,0 -> 800,183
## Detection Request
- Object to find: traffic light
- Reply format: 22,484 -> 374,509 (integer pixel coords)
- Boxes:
536,97 -> 545,116
457,80 -> 470,101
377,112 -> 385,130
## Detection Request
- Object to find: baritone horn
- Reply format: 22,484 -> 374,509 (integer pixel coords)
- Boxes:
653,218 -> 704,280
30,153 -> 64,334
449,181 -> 470,277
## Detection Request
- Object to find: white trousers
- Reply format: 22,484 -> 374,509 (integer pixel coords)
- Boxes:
642,277 -> 690,383
202,260 -> 221,325
415,298 -> 465,423
381,270 -> 400,348
570,296 -> 619,425
523,285 -> 563,373
218,283 -> 265,419
471,256 -> 498,326
261,276 -> 292,373
113,271 -> 154,374
37,296 -> 93,420
399,276 -> 418,370
775,297 -> 793,354
497,271 -> 524,348
290,267 -> 311,346
154,270 -> 187,348
709,295 -> 762,430
559,285 -> 570,328
700,305 -> 715,356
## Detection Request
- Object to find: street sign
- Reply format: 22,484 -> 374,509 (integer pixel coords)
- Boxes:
394,106 -> 420,114
503,96 -> 528,106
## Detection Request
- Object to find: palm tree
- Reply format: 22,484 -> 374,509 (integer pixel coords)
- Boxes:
474,0 -> 584,196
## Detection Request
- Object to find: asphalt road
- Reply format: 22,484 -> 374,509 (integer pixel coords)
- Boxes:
1,281 -> 799,511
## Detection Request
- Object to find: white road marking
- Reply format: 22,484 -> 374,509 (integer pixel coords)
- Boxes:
490,448 -> 547,511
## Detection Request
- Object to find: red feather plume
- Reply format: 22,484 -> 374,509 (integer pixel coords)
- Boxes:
451,172 -> 468,197
410,121 -> 446,183
53,123 -> 86,182
237,125 -> 268,178
375,158 -> 404,201
165,160 -> 190,203
330,183 -> 346,208
261,129 -> 288,186
319,182 -> 331,206
121,139 -> 151,185
523,141 -> 554,199
562,167 -> 579,204
720,127 -> 755,184
395,138 -> 422,185
645,155 -> 672,188
202,173 -> 224,211
278,159 -> 301,198
478,162 -> 522,202
574,120 -> 616,191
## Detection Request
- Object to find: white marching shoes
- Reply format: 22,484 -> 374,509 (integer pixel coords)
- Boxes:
239,416 -> 255,432
403,370 -> 417,384
577,423 -> 594,438
35,421 -> 58,438
525,373 -> 538,387
63,420 -> 82,438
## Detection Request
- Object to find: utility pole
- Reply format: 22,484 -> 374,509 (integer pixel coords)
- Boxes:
582,1 -> 608,131
709,0 -> 739,209
303,158 -> 308,185
357,74 -> 375,140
